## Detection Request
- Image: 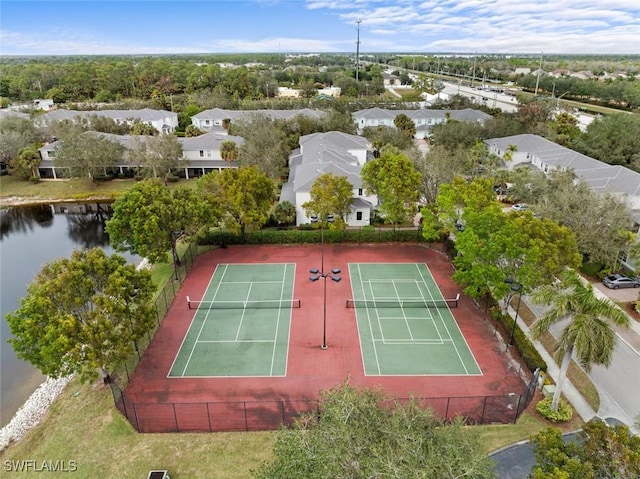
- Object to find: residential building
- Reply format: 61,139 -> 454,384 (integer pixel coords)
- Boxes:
190,108 -> 327,133
37,131 -> 242,179
280,131 -> 376,227
35,108 -> 178,134
353,108 -> 492,139
486,133 -> 640,270
179,132 -> 243,178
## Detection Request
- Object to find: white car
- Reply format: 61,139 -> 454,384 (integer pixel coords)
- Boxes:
511,203 -> 529,211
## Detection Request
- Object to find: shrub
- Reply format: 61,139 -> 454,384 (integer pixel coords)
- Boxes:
536,396 -> 573,422
166,175 -> 180,183
29,176 -> 40,184
580,261 -> 604,277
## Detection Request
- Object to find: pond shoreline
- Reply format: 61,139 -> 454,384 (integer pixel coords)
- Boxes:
0,195 -> 116,208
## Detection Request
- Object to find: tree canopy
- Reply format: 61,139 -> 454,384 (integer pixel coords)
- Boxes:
254,382 -> 494,479
197,166 -> 274,235
530,421 -> 640,479
423,176 -> 581,300
6,248 -> 155,382
302,172 -> 353,227
231,113 -> 290,178
53,127 -> 125,181
361,147 -> 421,229
106,179 -> 210,265
127,133 -> 184,184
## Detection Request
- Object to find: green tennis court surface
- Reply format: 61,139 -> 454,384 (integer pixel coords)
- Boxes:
168,263 -> 296,377
349,263 -> 481,376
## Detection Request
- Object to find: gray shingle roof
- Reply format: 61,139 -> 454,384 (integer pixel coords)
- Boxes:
485,134 -> 640,196
179,132 -> 244,150
287,131 -> 369,193
191,108 -> 327,121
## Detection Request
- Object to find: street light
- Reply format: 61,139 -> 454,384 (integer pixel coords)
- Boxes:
504,278 -> 522,351
309,214 -> 340,349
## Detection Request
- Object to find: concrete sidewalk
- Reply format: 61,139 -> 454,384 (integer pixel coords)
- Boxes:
508,290 -> 640,429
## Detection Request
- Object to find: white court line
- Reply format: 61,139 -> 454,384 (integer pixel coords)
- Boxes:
415,264 -> 470,374
416,279 -> 444,343
234,282 -> 253,341
180,264 -> 229,377
269,264 -> 287,376
360,264 -> 382,375
392,280 -> 414,342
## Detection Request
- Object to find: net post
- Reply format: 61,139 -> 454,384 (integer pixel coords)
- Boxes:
186,296 -> 192,309
453,293 -> 459,307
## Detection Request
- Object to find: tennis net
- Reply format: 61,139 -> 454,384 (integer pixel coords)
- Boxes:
187,296 -> 301,310
346,294 -> 459,309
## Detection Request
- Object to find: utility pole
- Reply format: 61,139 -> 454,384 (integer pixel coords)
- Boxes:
534,51 -> 543,96
355,19 -> 362,82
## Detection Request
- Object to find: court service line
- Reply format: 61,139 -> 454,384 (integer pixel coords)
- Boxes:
167,263 -> 226,377
269,264 -> 287,376
415,264 -> 470,374
283,264 -> 295,376
234,282 -> 254,341
422,263 -> 482,375
367,279 -> 388,347
349,265 -> 369,376
180,264 -> 230,377
359,264 -> 382,375
415,279 -> 444,343
392,280 -> 414,342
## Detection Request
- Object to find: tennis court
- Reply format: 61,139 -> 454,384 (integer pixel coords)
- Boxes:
168,263 -> 297,377
349,263 -> 481,376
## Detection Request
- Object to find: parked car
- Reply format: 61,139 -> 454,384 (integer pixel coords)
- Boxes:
511,203 -> 529,211
602,274 -> 640,289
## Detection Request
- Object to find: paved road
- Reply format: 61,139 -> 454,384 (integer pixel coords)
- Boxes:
492,283 -> 639,478
441,82 -> 519,113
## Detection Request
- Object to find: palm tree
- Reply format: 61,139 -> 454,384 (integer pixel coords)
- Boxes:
530,269 -> 630,412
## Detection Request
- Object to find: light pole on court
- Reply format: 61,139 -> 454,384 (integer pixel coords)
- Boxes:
504,278 -> 522,352
309,214 -> 340,349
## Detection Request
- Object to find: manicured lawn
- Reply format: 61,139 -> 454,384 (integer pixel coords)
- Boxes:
0,378 -> 276,479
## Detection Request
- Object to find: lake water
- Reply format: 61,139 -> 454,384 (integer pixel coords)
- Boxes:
0,203 -> 139,427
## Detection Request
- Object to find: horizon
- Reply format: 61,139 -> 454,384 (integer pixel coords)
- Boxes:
1,1 -> 639,56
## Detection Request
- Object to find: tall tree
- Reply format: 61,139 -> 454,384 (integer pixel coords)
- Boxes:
534,170 -> 635,268
197,166 -> 274,235
127,134 -> 184,184
232,114 -> 290,178
254,382 -> 494,479
424,176 -> 581,301
302,172 -> 353,227
0,116 -> 43,168
530,270 -> 630,412
410,145 -> 468,204
54,128 -> 125,181
361,148 -> 421,229
6,248 -> 155,383
106,180 -> 210,267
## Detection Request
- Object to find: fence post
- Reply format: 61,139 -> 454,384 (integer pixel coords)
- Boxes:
480,396 -> 488,424
244,402 -> 249,431
445,397 -> 450,420
173,403 -> 179,432
206,403 -> 212,432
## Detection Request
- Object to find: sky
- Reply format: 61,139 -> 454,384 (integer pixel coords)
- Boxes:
1,0 -> 639,56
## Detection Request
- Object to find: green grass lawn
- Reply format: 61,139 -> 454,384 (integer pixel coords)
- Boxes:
0,176 -> 197,206
0,378 -> 276,479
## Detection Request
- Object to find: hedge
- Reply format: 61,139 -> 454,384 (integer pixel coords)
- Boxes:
198,227 -> 425,246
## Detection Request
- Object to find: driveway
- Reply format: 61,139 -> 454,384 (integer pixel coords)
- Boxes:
592,281 -> 640,303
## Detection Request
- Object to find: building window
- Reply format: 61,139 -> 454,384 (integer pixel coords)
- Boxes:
207,150 -> 212,157
199,150 -> 204,157
358,188 -> 363,196
356,211 -> 363,221
205,120 -> 211,125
